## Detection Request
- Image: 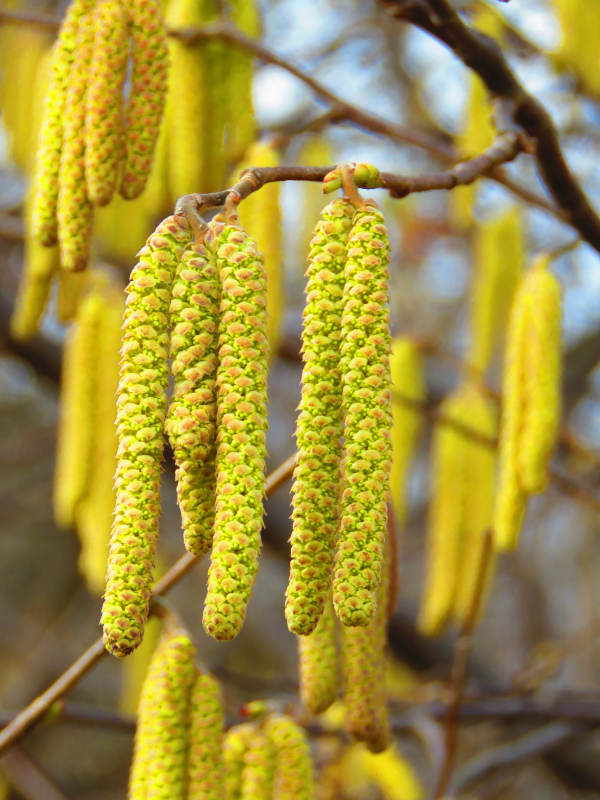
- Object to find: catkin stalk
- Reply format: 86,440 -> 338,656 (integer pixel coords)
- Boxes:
298,596 -> 339,714
286,197 -> 354,635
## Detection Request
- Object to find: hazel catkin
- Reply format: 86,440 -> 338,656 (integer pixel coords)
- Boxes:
298,596 -> 339,714
333,200 -> 392,629
286,197 -> 354,636
202,218 -> 269,642
101,214 -> 192,658
223,723 -> 255,800
187,671 -> 224,800
264,714 -> 315,800
241,728 -> 275,800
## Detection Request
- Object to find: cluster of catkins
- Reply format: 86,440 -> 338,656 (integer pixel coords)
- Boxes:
129,627 -> 314,800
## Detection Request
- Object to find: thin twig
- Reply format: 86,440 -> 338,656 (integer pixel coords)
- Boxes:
0,745 -> 72,800
0,452 -> 297,754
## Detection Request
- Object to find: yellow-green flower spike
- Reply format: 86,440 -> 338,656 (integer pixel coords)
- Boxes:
241,728 -> 275,800
341,533 -> 390,752
298,596 -> 339,714
187,671 -> 225,800
56,270 -> 88,323
517,257 -> 562,495
85,0 -> 130,207
120,0 -> 169,200
53,290 -> 102,529
333,200 -> 392,628
166,239 -> 220,555
225,0 -> 260,163
286,197 -> 354,636
102,214 -> 192,657
390,337 -> 425,527
120,615 -> 163,716
264,714 -> 315,800
223,723 -> 254,800
202,219 -> 269,642
57,11 -> 94,272
32,0 -> 95,246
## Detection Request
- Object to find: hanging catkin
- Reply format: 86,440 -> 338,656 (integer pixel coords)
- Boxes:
166,239 -> 220,556
241,728 -> 276,800
187,671 -> 224,800
85,0 -> 129,207
120,0 -> 169,200
389,337 -> 425,527
32,0 -> 95,246
202,218 -> 269,642
333,200 -> 392,629
223,723 -> 254,800
298,596 -> 339,714
225,0 -> 259,163
264,714 -> 315,800
102,214 -> 192,657
286,197 -> 354,636
57,11 -> 95,271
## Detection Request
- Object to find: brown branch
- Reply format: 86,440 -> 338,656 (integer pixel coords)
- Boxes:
0,745 -> 72,800
381,0 -> 600,253
0,452 -> 297,754
0,8 -> 60,29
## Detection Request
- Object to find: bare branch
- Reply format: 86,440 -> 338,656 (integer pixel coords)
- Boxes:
0,745 -> 72,800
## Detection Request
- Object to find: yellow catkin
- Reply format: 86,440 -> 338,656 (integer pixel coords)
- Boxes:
202,10 -> 229,194
467,208 -> 524,374
235,141 -> 284,355
357,746 -> 424,800
298,595 -> 339,714
53,290 -> 102,530
223,723 -> 255,800
295,135 -> 334,272
75,285 -> 123,594
187,671 -> 225,800
264,714 -> 315,800
225,0 -> 260,163
389,337 -> 425,527
517,257 -> 562,495
241,728 -> 276,800
57,10 -> 95,271
120,615 -> 163,715
56,270 -> 88,324
553,0 -> 600,95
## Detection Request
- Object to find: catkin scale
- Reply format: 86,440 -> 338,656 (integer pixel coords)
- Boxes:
298,596 -> 339,714
286,197 -> 354,636
166,240 -> 220,556
264,714 -> 315,800
120,0 -> 169,200
202,219 -> 269,642
187,671 -> 224,800
333,201 -> 392,629
101,215 -> 192,657
85,0 -> 130,207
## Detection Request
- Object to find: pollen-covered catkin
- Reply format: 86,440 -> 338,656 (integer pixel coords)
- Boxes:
265,714 -> 314,800
57,11 -> 95,271
120,0 -> 169,200
241,728 -> 275,800
225,0 -> 260,163
101,214 -> 192,657
286,197 -> 354,636
32,0 -> 95,246
202,219 -> 269,642
187,671 -> 224,800
223,723 -> 254,800
85,0 -> 130,207
333,200 -> 392,628
517,257 -> 562,494
389,337 -> 425,527
166,239 -> 220,556
298,596 -> 339,714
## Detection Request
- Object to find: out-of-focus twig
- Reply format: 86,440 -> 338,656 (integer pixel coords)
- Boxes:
0,745 -> 72,800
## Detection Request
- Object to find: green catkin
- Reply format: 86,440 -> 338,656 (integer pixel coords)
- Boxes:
241,728 -> 275,800
333,200 -> 392,628
85,0 -> 130,207
202,219 -> 269,642
53,290 -> 102,529
341,533 -> 390,752
298,596 -> 339,714
286,197 -> 354,636
32,0 -> 95,246
187,671 -> 225,800
120,0 -> 169,200
389,337 -> 425,527
57,11 -> 94,271
166,239 -> 220,556
264,714 -> 315,800
101,214 -> 192,657
517,257 -> 562,494
223,723 -> 254,800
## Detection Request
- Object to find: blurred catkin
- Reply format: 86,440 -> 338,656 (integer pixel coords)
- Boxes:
85,0 -> 129,207
241,728 -> 275,800
57,11 -> 95,271
389,338 -> 425,527
295,136 -> 334,271
120,615 -> 163,715
56,270 -> 88,323
187,671 -> 225,800
202,219 -> 269,642
226,0 -> 260,162
102,214 -> 192,657
264,714 -> 315,800
32,0 -> 95,246
334,200 -> 392,629
166,239 -> 220,556
120,0 -> 169,200
287,197 -> 354,636
223,723 -> 254,800
298,596 -> 339,714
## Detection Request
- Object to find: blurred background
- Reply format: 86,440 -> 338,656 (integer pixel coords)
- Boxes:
0,0 -> 599,797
